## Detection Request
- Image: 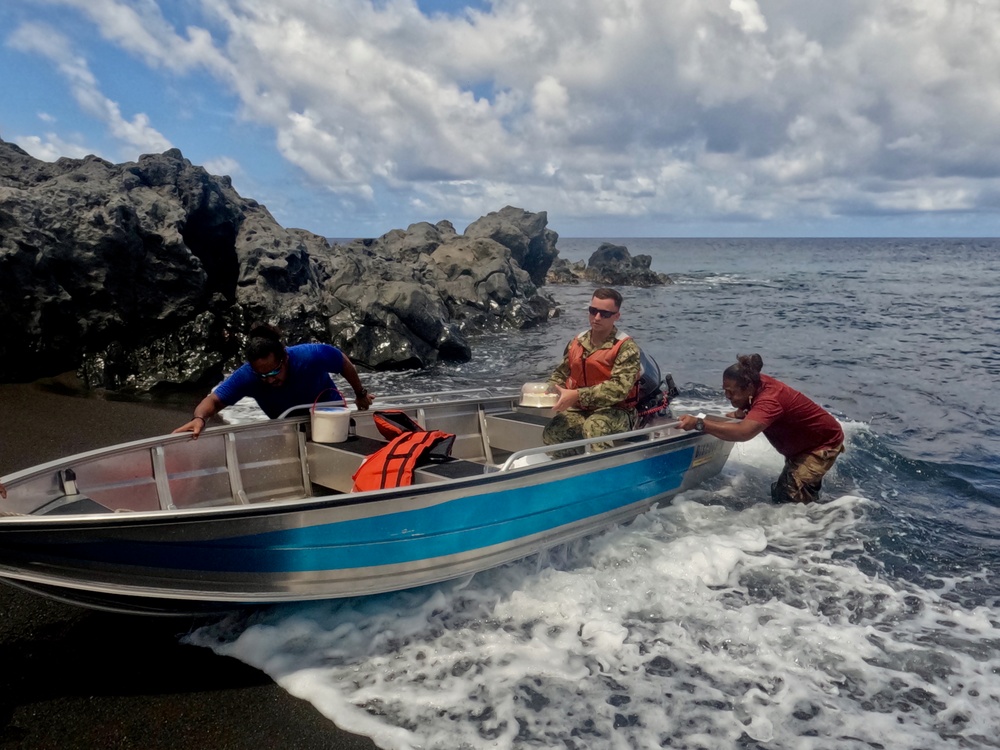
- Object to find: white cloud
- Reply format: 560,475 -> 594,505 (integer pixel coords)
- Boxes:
202,155 -> 241,177
8,0 -> 1000,233
36,0 -> 230,75
532,76 -> 569,122
7,20 -> 172,157
729,0 -> 767,34
13,133 -> 93,161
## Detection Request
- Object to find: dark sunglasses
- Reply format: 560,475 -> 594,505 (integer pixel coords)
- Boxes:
255,359 -> 285,379
588,306 -> 618,319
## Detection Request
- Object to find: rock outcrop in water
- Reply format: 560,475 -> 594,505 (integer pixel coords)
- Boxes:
0,138 -> 557,390
546,242 -> 672,287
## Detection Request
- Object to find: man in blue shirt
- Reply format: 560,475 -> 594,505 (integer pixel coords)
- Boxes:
173,324 -> 374,439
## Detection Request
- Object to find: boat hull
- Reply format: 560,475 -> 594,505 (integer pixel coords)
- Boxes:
0,391 -> 732,614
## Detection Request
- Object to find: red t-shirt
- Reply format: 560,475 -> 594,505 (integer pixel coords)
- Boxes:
745,374 -> 844,458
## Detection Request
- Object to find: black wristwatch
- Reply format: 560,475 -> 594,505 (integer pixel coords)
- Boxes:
694,418 -> 705,432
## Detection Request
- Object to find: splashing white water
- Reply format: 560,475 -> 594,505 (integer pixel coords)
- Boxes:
187,419 -> 1000,749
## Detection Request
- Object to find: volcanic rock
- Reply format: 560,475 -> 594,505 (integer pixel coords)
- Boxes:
464,205 -> 560,286
0,138 -> 555,390
545,242 -> 672,287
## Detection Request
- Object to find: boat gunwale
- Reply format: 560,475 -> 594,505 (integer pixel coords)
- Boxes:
0,425 -> 718,528
0,389 -> 523,489
0,388 -> 726,529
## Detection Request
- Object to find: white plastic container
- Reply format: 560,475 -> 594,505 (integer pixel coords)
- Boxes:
511,453 -> 552,469
311,406 -> 351,443
519,382 -> 558,408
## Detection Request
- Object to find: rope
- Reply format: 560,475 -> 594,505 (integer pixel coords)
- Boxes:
637,391 -> 670,418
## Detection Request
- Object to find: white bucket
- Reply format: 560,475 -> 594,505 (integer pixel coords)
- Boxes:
311,406 -> 351,443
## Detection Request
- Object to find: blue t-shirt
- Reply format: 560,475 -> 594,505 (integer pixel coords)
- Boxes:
214,343 -> 346,418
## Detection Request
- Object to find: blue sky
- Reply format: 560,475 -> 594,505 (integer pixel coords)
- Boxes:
2,0 -> 999,239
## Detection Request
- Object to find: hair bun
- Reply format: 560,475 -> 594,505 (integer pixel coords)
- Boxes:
735,353 -> 763,379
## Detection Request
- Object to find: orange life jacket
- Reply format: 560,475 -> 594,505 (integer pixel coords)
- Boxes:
565,331 -> 640,411
351,429 -> 456,492
372,410 -> 423,439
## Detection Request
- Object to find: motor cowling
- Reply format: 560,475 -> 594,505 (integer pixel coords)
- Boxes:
635,350 -> 679,424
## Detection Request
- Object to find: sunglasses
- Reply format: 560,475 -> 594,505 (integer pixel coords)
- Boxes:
588,306 -> 618,319
255,359 -> 284,380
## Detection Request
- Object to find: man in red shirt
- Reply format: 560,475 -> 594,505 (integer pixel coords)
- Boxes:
678,353 -> 845,503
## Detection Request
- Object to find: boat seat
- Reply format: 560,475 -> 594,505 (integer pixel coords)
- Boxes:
413,456 -> 487,483
486,409 -> 653,456
307,436 -> 387,493
308,435 -> 486,491
500,410 -> 551,426
484,410 -> 550,454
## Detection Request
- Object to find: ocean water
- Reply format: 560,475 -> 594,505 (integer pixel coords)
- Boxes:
189,238 -> 1000,749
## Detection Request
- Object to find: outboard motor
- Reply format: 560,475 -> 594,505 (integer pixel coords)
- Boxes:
635,349 -> 680,427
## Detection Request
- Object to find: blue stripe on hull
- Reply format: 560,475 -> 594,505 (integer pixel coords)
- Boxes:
23,448 -> 693,575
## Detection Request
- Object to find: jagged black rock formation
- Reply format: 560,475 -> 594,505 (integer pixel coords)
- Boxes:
464,206 -> 559,287
0,138 -> 556,390
545,242 -> 672,287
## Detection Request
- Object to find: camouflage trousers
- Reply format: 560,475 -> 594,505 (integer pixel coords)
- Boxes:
771,444 -> 845,504
542,407 -> 636,458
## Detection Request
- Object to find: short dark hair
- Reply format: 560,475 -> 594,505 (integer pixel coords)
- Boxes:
592,287 -> 623,309
723,353 -> 764,389
245,323 -> 285,362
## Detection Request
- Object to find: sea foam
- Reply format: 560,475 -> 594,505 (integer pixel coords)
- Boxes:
188,414 -> 1000,749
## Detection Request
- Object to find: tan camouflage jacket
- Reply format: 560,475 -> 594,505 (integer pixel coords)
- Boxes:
547,328 -> 641,411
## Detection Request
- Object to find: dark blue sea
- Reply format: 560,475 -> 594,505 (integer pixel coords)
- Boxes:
192,238 -> 1000,749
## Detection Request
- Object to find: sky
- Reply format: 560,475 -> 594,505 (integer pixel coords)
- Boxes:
2,0 -> 999,239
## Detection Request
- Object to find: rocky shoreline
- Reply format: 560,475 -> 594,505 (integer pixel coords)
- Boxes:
0,138 -> 669,396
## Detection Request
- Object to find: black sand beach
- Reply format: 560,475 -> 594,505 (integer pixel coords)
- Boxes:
0,383 -> 377,750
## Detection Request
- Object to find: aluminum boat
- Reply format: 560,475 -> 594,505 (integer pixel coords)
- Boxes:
0,388 -> 733,615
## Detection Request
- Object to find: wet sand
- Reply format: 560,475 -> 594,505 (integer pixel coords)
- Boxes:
0,383 -> 377,750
